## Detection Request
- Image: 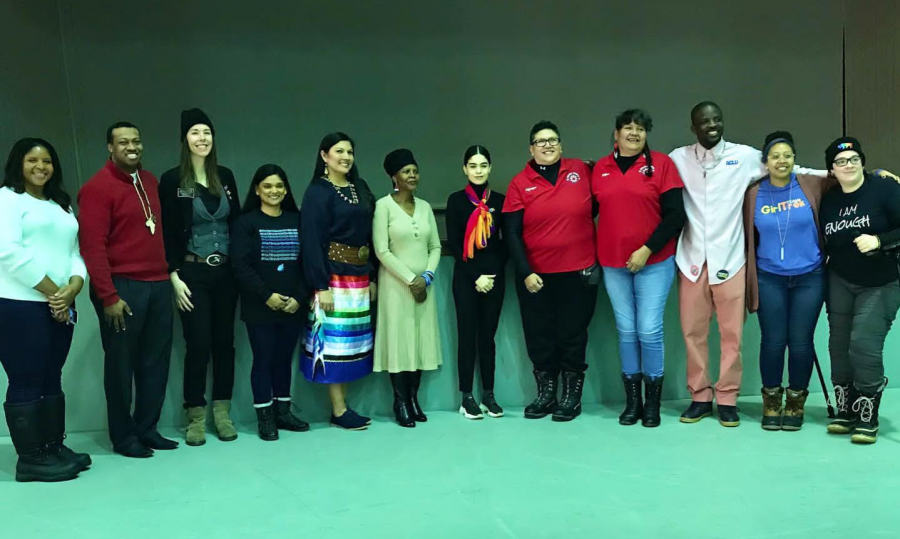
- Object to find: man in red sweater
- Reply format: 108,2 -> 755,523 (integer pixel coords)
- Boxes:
78,122 -> 177,458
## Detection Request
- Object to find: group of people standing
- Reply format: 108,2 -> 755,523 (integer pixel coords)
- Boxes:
1,101 -> 898,484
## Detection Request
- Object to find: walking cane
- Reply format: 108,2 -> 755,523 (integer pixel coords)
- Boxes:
812,352 -> 835,418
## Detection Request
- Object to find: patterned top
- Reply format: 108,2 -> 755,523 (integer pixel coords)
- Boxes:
232,209 -> 307,323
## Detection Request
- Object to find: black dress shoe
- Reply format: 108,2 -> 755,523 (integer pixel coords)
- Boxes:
139,431 -> 179,450
717,405 -> 741,427
679,401 -> 713,423
114,439 -> 154,458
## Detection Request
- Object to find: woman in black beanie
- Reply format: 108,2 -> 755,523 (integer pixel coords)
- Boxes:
159,108 -> 242,446
819,137 -> 900,444
372,149 -> 443,427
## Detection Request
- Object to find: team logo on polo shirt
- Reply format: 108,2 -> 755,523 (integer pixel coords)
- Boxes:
566,172 -> 581,183
726,160 -> 739,166
639,165 -> 655,176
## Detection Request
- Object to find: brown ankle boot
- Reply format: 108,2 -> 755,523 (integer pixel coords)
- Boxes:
761,386 -> 784,431
185,406 -> 207,446
212,401 -> 238,442
782,388 -> 809,431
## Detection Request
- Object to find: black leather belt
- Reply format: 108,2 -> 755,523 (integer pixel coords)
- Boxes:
184,253 -> 228,267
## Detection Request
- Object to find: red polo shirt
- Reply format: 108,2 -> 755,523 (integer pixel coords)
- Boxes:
503,158 -> 596,273
590,151 -> 683,267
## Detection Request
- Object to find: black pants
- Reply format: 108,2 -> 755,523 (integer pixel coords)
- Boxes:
453,268 -> 505,393
91,278 -> 173,448
826,271 -> 900,393
246,322 -> 302,405
177,262 -> 238,407
0,298 -> 73,403
515,271 -> 598,374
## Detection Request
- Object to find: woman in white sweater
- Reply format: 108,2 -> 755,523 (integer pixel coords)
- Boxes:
0,138 -> 90,482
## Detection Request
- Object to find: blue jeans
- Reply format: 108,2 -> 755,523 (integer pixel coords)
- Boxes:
602,256 -> 676,377
756,266 -> 825,390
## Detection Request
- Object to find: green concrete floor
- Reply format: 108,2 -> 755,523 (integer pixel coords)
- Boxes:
1,391 -> 898,539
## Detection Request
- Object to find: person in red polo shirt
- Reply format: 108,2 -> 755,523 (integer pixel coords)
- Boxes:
591,109 -> 685,428
78,122 -> 176,458
503,120 -> 598,422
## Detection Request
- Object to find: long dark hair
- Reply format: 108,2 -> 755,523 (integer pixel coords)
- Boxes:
242,164 -> 299,214
312,132 -> 361,183
178,137 -> 222,196
312,132 -> 375,212
463,145 -> 492,165
2,138 -> 72,212
614,109 -> 654,177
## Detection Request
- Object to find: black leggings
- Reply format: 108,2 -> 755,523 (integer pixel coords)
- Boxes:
453,269 -> 505,393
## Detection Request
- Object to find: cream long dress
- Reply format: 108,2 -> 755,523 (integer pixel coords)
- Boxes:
372,194 -> 443,372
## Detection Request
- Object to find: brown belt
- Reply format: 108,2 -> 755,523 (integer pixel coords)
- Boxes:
184,253 -> 228,267
328,242 -> 369,266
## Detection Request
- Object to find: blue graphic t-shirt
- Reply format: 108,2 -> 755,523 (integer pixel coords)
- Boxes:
754,175 -> 822,275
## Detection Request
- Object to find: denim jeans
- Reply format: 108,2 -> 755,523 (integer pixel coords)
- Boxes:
602,256 -> 676,377
756,266 -> 825,390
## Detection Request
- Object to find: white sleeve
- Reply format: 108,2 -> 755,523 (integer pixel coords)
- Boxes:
793,165 -> 828,178
70,225 -> 88,280
0,191 -> 46,288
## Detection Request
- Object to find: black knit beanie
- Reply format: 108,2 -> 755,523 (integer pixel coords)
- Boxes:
180,108 -> 215,141
825,136 -> 865,170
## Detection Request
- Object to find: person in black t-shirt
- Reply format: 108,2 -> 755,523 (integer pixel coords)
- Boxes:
446,145 -> 507,420
232,165 -> 310,441
819,137 -> 900,444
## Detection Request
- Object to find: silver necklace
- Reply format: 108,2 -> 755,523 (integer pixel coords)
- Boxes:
693,143 -> 725,178
767,178 -> 793,261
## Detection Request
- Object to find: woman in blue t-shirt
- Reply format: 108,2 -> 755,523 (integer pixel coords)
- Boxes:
742,131 -> 834,431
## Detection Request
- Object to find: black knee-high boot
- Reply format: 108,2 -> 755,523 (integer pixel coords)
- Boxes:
4,400 -> 80,482
390,372 -> 415,428
409,370 -> 427,422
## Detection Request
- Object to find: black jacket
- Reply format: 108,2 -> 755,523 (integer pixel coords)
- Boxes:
159,165 -> 242,273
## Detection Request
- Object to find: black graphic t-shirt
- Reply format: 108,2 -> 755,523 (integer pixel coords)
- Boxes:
820,173 -> 900,286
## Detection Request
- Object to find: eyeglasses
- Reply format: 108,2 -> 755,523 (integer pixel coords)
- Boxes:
531,137 -> 560,148
834,156 -> 862,167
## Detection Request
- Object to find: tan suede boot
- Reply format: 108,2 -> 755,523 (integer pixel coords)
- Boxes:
212,400 -> 238,442
761,386 -> 784,431
186,406 -> 207,446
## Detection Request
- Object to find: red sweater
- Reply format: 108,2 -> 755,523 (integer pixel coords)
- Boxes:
77,160 -> 168,306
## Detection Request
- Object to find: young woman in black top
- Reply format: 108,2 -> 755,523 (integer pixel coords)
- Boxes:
820,137 -> 900,444
446,146 -> 507,420
159,109 -> 241,446
232,165 -> 309,441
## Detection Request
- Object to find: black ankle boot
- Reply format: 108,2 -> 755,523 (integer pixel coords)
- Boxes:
642,375 -> 664,428
851,378 -> 887,444
524,370 -> 558,419
255,405 -> 278,441
409,370 -> 427,422
4,401 -> 80,482
553,371 -> 585,422
42,394 -> 91,471
618,373 -> 643,425
390,373 -> 415,428
274,400 -> 310,432
827,383 -> 857,434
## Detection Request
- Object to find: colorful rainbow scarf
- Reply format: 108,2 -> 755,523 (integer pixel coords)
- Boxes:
463,184 -> 494,261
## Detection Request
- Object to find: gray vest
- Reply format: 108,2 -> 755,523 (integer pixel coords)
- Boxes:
187,190 -> 230,257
